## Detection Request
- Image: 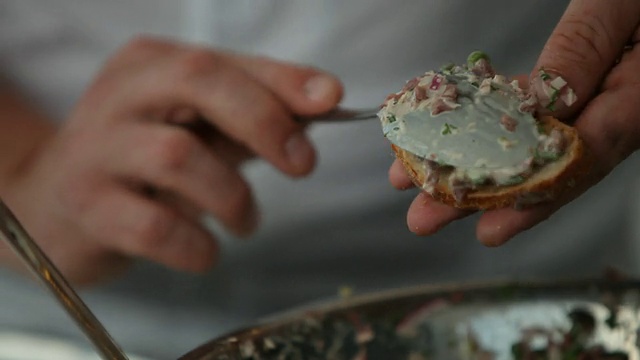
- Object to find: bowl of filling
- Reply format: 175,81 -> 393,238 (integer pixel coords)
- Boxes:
179,279 -> 640,360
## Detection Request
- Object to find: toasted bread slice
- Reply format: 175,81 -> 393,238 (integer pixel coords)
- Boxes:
392,116 -> 590,210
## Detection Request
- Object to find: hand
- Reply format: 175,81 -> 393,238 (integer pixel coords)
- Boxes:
1,36 -> 342,284
390,0 -> 640,246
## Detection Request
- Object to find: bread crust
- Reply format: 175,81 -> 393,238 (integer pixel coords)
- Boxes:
392,116 -> 591,210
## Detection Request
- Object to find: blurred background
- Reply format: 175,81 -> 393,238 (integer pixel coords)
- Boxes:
1,1 -> 639,359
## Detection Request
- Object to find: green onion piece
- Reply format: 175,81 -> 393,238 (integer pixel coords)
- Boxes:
535,149 -> 560,162
502,175 -> 525,186
562,341 -> 584,360
511,343 -> 524,360
606,312 -> 618,328
467,50 -> 490,68
441,123 -> 457,135
546,87 -> 560,111
471,176 -> 488,186
440,62 -> 455,74
387,114 -> 397,123
539,68 -> 552,81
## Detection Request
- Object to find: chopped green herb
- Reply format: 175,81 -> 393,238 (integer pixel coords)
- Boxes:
471,176 -> 488,186
536,122 -> 546,134
387,114 -> 397,123
440,63 -> 455,74
606,311 -> 618,329
562,343 -> 584,360
441,123 -> 457,135
497,136 -> 518,149
535,149 -> 561,162
511,343 -> 524,360
393,127 -> 400,131
546,87 -> 560,111
503,175 -> 525,186
540,69 -> 552,81
467,50 -> 491,68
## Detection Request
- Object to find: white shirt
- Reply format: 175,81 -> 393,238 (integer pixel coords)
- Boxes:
1,1 -> 639,359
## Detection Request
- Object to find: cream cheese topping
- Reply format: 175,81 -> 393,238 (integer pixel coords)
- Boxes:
378,52 -> 569,188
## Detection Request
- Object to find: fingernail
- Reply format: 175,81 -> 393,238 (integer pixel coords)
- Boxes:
531,68 -> 578,114
304,75 -> 336,102
285,132 -> 315,172
477,225 -> 506,247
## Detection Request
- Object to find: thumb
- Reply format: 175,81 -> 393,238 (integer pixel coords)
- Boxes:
531,0 -> 640,119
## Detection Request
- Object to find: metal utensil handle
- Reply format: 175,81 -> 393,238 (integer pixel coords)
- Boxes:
0,200 -> 129,360
297,107 -> 379,123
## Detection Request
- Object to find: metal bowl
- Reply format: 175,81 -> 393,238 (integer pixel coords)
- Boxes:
179,279 -> 640,360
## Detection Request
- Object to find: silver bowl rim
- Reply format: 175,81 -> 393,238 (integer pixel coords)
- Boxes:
179,277 -> 638,359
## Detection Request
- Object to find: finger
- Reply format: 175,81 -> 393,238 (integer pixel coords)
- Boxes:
476,205 -> 557,247
389,159 -> 415,190
477,43 -> 640,246
575,42 -> 640,171
208,133 -> 255,167
475,169 -> 599,246
105,123 -> 259,237
110,38 -> 342,116
117,48 -> 317,177
407,192 -> 473,235
173,117 -> 255,167
530,0 -> 640,118
181,58 -> 317,177
224,53 -> 344,116
81,187 -> 218,272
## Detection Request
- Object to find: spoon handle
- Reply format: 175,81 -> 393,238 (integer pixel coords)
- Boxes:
0,200 -> 129,360
297,107 -> 380,123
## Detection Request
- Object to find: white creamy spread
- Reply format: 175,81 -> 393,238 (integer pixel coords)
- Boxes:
378,52 -> 572,195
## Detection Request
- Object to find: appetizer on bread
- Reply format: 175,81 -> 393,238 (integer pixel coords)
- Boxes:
379,52 -> 588,209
